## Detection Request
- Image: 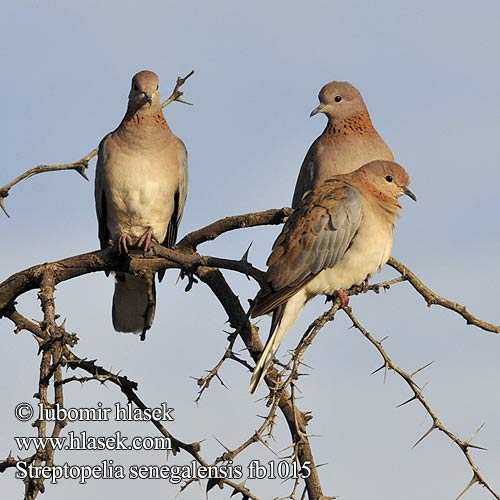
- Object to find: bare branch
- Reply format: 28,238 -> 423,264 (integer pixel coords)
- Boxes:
0,150 -> 94,218
388,257 -> 500,333
161,70 -> 195,108
194,331 -> 238,402
177,207 -> 292,251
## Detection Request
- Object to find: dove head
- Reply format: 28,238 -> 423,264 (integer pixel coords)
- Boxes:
310,81 -> 370,121
127,70 -> 161,112
354,160 -> 416,208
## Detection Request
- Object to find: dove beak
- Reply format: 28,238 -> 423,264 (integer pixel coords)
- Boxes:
310,103 -> 325,117
144,92 -> 153,104
403,187 -> 417,201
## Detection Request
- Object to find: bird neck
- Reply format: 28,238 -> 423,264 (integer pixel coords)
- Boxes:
116,108 -> 172,147
368,190 -> 401,226
353,172 -> 402,225
120,107 -> 170,131
325,112 -> 377,138
122,104 -> 169,125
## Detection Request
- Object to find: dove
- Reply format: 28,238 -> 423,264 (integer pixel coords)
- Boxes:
250,160 -> 415,393
95,70 -> 188,336
292,81 -> 394,208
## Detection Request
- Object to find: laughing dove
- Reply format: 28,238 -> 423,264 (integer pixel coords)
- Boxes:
292,81 -> 394,208
95,70 -> 188,335
249,160 -> 415,393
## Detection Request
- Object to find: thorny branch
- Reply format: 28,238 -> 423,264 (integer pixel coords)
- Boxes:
177,207 -> 293,251
343,306 -> 499,500
0,70 -> 194,218
193,329 -> 252,403
0,202 -> 499,498
196,267 -> 326,499
3,309 -> 259,500
387,257 -> 500,333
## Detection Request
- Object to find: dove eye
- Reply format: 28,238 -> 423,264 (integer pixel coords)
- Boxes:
156,84 -> 159,90
385,175 -> 393,182
334,95 -> 342,102
133,84 -> 139,91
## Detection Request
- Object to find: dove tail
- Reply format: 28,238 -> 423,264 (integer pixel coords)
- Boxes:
112,273 -> 156,334
249,291 -> 307,394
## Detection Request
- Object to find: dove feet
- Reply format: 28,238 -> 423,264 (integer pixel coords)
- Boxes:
337,289 -> 350,306
326,289 -> 350,307
118,234 -> 133,255
137,226 -> 156,251
117,228 -> 156,255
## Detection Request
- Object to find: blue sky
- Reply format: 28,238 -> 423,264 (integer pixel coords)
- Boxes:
1,1 -> 499,499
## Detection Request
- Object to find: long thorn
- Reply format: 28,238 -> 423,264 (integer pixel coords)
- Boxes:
412,424 -> 436,448
410,360 -> 434,378
456,475 -> 478,500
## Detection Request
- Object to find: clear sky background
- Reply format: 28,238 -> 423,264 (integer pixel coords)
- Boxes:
1,1 -> 500,499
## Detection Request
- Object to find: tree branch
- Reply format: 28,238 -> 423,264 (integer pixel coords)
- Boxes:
177,207 -> 292,251
388,257 -> 500,333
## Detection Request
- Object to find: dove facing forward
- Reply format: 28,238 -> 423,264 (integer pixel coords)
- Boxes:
292,81 -> 394,208
250,160 -> 415,393
95,70 -> 188,336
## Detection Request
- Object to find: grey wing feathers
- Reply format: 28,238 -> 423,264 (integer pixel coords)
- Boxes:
252,181 -> 363,317
176,139 -> 189,229
95,134 -> 112,250
162,139 -> 188,248
291,139 -> 319,208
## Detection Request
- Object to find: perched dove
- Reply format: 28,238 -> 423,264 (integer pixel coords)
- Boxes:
95,70 -> 188,336
292,81 -> 394,208
249,160 -> 415,393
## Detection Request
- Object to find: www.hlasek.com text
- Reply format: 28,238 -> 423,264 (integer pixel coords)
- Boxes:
15,431 -> 172,452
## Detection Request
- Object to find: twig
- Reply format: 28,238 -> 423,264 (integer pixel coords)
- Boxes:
177,207 -> 292,251
194,331 -> 238,402
214,399 -> 281,463
161,70 -> 195,108
0,152 -> 94,217
270,300 -> 342,405
388,257 -> 500,333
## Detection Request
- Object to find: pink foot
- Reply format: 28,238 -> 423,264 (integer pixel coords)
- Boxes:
118,233 -> 133,255
137,226 -> 155,251
334,289 -> 350,307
